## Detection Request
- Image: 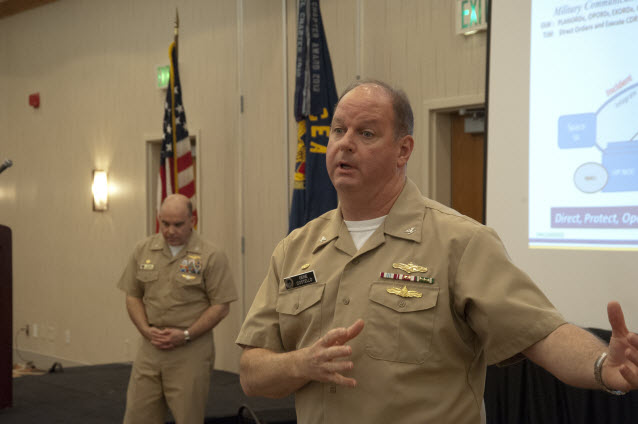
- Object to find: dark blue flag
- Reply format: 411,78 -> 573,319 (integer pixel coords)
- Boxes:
289,0 -> 338,233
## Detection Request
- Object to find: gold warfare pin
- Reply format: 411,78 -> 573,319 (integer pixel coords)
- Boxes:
387,285 -> 423,298
392,262 -> 428,274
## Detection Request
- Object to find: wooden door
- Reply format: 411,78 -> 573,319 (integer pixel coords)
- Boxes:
451,114 -> 485,223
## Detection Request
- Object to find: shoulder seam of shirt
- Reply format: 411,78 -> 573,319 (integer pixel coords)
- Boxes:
422,198 -> 484,228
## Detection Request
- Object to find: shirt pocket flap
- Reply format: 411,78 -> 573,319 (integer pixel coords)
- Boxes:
276,283 -> 325,316
136,270 -> 159,283
369,282 -> 439,313
174,272 -> 203,286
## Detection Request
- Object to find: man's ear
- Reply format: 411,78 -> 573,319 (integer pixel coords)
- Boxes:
397,135 -> 414,168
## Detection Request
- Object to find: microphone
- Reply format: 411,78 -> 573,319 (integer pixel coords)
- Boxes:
0,159 -> 13,174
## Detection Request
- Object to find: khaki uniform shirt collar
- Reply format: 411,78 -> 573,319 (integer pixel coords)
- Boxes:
312,178 -> 426,255
148,231 -> 202,260
384,178 -> 426,243
312,212 -> 343,253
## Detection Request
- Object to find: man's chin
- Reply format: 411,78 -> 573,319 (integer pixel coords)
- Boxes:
333,180 -> 360,192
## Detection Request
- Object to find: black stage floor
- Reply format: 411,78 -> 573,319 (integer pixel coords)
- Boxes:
0,363 -> 296,424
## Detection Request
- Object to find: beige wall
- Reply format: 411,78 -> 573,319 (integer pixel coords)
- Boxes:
0,0 -> 485,372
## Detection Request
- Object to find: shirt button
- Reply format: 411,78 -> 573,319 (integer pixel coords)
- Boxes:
294,303 -> 299,310
399,300 -> 406,308
329,385 -> 336,393
342,297 -> 350,305
352,258 -> 360,265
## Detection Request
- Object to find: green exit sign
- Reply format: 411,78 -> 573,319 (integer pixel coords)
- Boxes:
456,0 -> 489,35
157,65 -> 170,89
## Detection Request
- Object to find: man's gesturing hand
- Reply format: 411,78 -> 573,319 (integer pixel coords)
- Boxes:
294,319 -> 365,388
603,301 -> 638,392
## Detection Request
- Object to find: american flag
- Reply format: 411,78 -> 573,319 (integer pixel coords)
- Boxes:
157,40 -> 197,229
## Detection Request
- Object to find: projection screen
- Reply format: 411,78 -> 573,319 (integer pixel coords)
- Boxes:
486,0 -> 638,328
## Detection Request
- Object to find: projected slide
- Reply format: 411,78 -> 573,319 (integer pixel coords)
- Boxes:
529,1 -> 638,249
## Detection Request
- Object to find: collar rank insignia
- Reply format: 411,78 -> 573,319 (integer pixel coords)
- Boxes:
387,285 -> 422,298
393,262 -> 428,274
404,227 -> 416,234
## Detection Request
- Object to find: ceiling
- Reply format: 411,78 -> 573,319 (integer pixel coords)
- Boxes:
0,0 -> 58,20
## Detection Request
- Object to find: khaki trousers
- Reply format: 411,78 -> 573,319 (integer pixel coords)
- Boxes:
123,332 -> 214,424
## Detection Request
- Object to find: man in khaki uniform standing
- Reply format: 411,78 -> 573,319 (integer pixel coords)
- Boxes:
236,80 -> 638,423
119,194 -> 237,424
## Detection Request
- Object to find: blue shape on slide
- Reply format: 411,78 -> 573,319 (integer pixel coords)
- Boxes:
602,141 -> 638,192
558,113 -> 596,149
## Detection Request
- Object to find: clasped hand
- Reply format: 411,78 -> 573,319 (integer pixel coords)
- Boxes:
148,327 -> 187,350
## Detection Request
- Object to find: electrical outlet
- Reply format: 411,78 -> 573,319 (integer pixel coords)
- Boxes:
48,326 -> 56,342
65,330 -> 71,344
32,323 -> 38,338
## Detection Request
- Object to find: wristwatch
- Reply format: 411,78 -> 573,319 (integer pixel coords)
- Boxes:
594,352 -> 626,395
183,330 -> 191,343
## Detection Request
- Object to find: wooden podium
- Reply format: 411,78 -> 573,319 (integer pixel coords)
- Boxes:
0,225 -> 12,408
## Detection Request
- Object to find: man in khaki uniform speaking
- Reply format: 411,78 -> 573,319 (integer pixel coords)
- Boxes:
236,80 -> 638,423
118,194 -> 238,424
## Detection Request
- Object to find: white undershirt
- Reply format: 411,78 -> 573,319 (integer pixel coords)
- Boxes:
344,216 -> 387,250
169,244 -> 184,257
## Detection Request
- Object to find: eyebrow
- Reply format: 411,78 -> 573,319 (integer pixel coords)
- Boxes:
161,220 -> 185,226
331,117 -> 380,127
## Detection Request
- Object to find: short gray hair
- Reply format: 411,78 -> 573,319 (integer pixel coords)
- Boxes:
336,79 -> 414,139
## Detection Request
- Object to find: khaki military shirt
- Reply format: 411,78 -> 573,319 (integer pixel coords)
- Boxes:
237,178 -> 566,424
118,232 -> 237,328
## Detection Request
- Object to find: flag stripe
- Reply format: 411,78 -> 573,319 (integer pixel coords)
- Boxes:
177,154 -> 193,174
176,136 -> 191,156
180,180 -> 196,198
178,167 -> 194,189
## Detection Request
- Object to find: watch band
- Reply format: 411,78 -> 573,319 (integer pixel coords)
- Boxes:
183,330 -> 191,343
594,352 -> 626,395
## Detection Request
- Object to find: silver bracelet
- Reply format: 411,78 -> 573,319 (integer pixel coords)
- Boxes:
594,352 -> 627,395
183,330 -> 191,343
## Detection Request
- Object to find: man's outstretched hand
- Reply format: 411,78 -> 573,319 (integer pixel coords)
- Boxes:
294,319 -> 365,387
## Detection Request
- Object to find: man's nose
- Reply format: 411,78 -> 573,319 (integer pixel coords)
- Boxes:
338,131 -> 355,152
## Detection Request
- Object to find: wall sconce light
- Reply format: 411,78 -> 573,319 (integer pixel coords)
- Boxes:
92,170 -> 108,211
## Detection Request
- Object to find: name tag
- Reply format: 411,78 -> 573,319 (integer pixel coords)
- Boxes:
139,264 -> 155,270
284,271 -> 317,290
